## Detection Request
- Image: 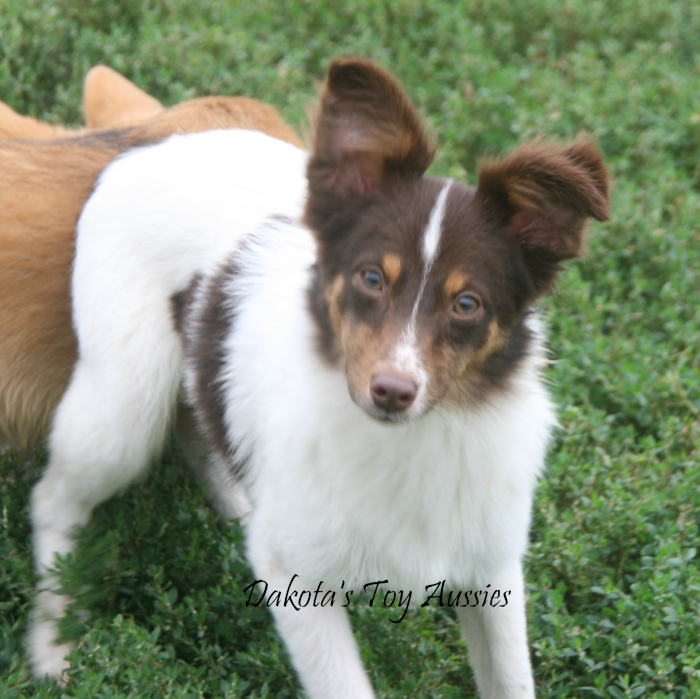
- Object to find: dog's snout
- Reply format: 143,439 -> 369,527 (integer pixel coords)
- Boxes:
370,372 -> 418,413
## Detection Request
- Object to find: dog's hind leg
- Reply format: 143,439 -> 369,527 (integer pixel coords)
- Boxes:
28,329 -> 182,679
457,561 -> 535,699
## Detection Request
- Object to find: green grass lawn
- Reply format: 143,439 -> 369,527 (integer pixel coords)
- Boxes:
1,1 -> 698,697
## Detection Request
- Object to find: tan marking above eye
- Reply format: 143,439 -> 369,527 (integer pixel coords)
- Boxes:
381,254 -> 402,285
444,271 -> 470,299
325,274 -> 345,338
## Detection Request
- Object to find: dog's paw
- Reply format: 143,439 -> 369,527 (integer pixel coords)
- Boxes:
28,615 -> 72,685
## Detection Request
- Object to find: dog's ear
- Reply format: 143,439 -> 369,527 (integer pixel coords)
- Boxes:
476,138 -> 610,295
83,66 -> 163,130
306,58 -> 435,231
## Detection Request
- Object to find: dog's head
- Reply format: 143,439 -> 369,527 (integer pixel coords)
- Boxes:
305,58 -> 610,422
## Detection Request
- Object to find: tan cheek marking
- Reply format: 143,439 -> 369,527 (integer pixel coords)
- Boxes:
437,321 -> 509,406
342,321 -> 392,397
420,336 -> 459,405
434,320 -> 509,399
381,254 -> 402,285
325,274 -> 345,341
420,319 -> 509,407
463,320 -> 508,373
444,271 -> 470,299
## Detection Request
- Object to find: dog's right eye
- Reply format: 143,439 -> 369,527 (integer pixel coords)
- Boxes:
360,269 -> 384,292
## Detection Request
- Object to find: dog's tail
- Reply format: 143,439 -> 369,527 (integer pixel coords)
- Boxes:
0,101 -> 68,139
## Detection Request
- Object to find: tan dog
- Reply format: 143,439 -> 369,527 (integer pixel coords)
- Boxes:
0,67 -> 301,452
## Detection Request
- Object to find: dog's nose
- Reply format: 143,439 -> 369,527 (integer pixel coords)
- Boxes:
370,372 -> 418,412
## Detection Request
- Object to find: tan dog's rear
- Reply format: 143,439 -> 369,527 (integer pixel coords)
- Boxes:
0,70 -> 301,451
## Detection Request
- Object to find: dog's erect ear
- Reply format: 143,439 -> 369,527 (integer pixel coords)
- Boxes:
477,138 -> 610,294
306,58 -> 435,229
83,66 -> 163,130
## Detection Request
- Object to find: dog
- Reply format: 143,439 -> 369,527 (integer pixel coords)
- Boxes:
29,58 -> 609,697
0,67 -> 301,453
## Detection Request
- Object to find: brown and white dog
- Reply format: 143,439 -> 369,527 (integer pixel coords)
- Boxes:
28,58 -> 609,697
0,67 -> 300,452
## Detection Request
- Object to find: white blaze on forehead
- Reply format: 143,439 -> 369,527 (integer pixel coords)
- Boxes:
410,179 -> 453,329
391,180 -> 454,404
422,180 -> 453,266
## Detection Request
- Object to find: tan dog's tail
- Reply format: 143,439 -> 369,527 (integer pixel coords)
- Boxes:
84,66 -> 163,129
0,101 -> 68,139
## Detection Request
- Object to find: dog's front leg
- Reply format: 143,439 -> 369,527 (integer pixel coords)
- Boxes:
255,569 -> 375,699
173,401 -> 251,521
457,561 -> 536,699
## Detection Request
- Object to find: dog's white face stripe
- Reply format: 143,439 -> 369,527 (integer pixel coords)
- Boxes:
421,180 -> 453,266
411,180 -> 453,329
392,180 -> 453,398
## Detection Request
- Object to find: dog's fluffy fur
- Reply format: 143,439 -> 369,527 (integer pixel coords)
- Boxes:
29,59 -> 609,698
0,69 -> 301,452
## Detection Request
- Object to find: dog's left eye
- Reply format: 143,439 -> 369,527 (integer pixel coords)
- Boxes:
360,269 -> 384,291
453,294 -> 480,317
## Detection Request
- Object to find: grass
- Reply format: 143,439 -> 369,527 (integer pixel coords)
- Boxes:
1,0 -> 699,697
